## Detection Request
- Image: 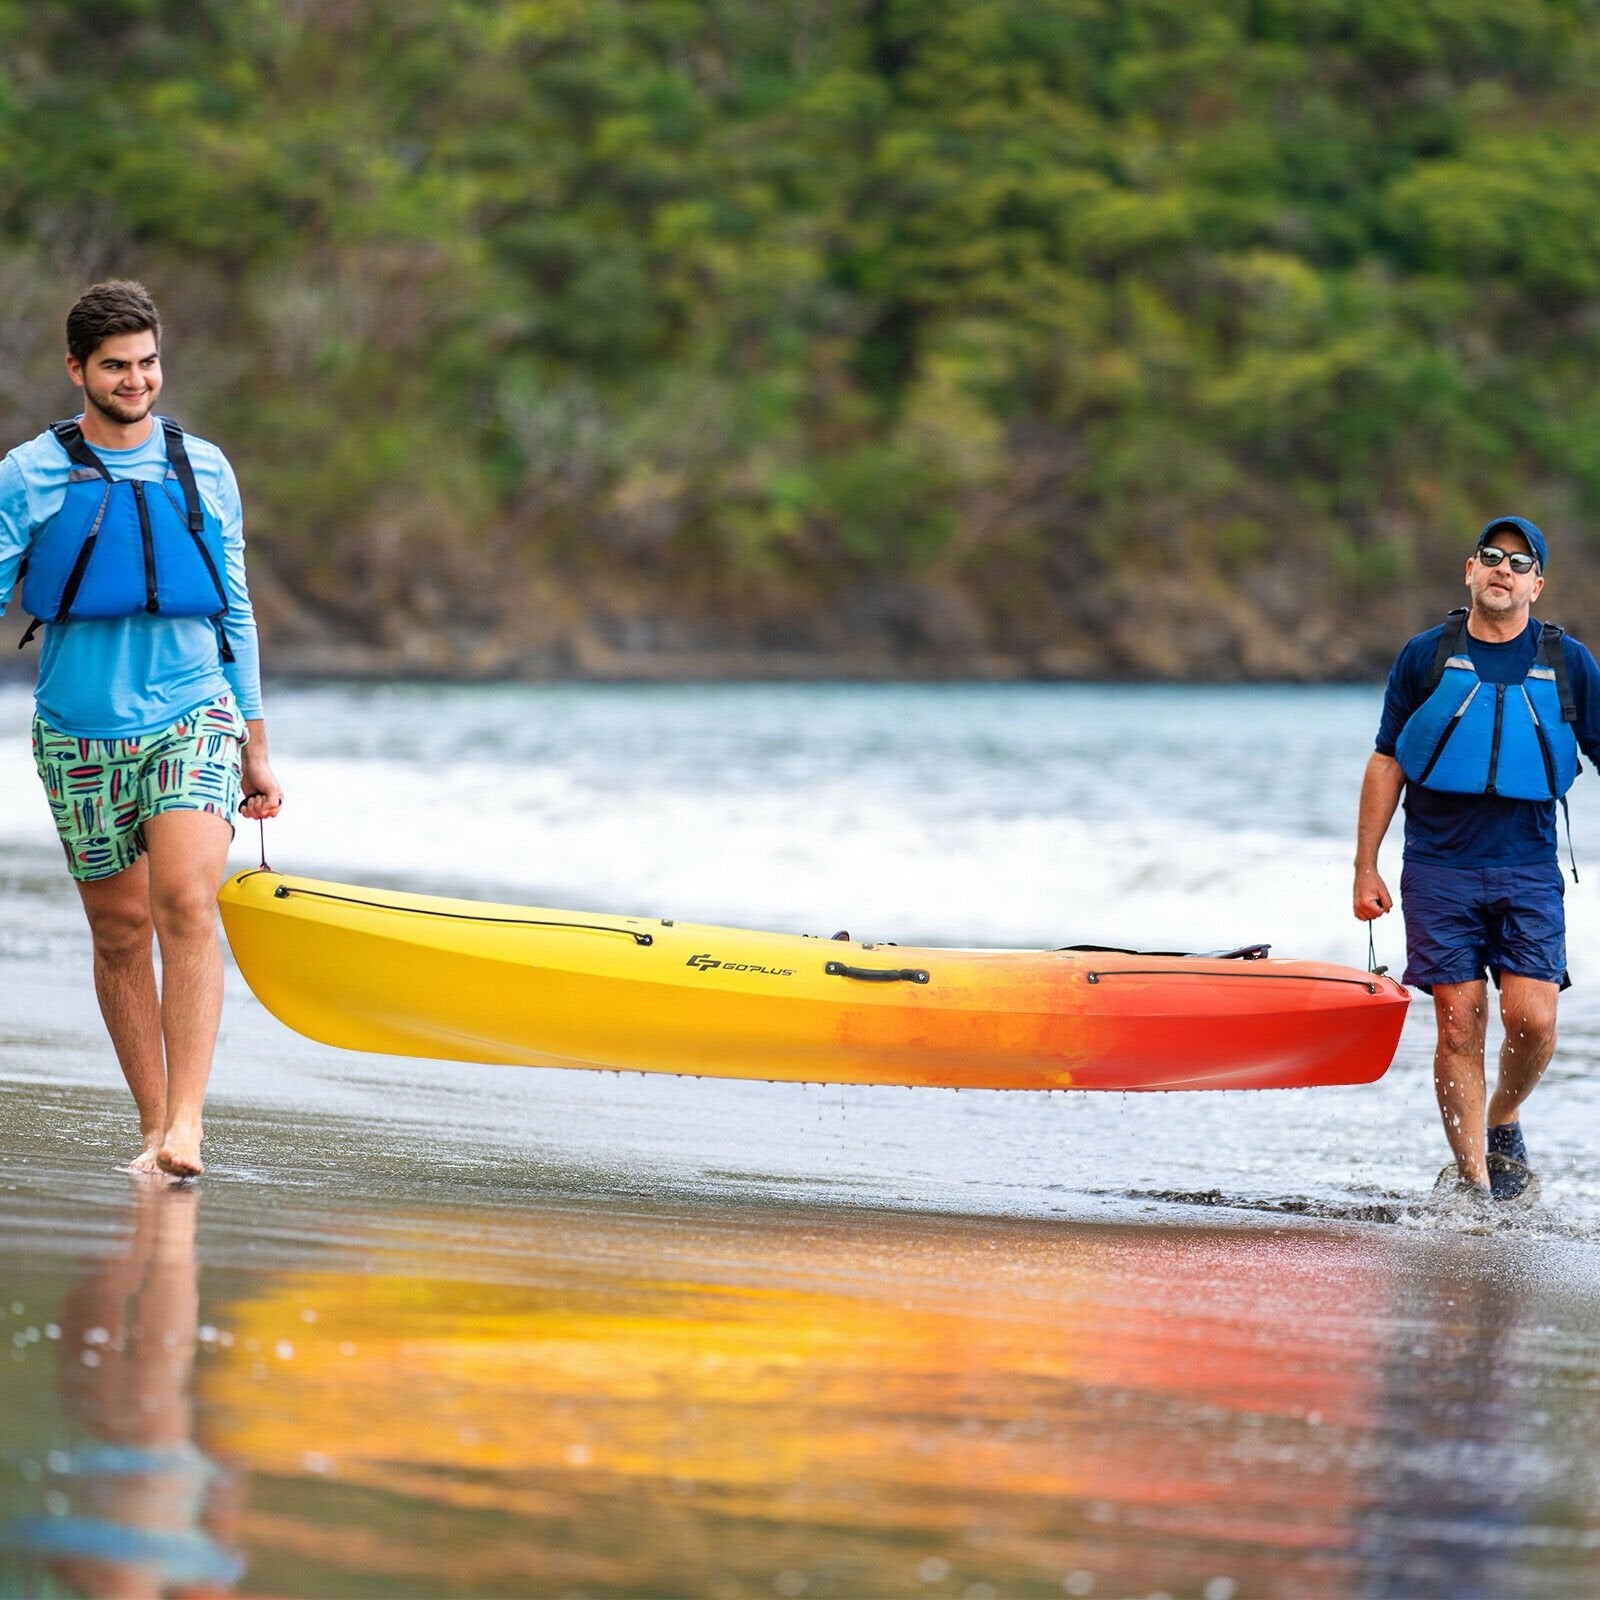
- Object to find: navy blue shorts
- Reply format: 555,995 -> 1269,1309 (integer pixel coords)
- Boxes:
1400,860 -> 1569,993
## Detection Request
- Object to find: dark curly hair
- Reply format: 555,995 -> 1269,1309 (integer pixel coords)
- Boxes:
66,280 -> 161,366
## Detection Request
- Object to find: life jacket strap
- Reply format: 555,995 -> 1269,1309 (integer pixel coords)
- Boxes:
1424,607 -> 1470,694
1537,621 -> 1577,722
48,420 -> 112,481
159,418 -> 206,533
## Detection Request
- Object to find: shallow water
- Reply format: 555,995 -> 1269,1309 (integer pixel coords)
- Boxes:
4,680 -> 1600,1229
3,681 -> 1600,1597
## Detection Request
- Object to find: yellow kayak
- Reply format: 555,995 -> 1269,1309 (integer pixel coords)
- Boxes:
217,870 -> 1408,1091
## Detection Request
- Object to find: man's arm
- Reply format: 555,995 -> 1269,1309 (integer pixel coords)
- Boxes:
207,454 -> 264,721
1354,752 -> 1404,920
0,456 -> 33,615
240,718 -> 284,819
1560,635 -> 1600,771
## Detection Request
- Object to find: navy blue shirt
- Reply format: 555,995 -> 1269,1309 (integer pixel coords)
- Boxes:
1376,617 -> 1600,865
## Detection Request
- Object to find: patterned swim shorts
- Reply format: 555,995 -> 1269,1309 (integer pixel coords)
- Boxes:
32,695 -> 246,881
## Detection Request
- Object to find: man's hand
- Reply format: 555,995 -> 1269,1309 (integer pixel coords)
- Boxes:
240,719 -> 283,819
1354,753 -> 1404,922
1353,865 -> 1392,922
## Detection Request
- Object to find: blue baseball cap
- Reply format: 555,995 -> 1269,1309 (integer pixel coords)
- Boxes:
1478,516 -> 1548,572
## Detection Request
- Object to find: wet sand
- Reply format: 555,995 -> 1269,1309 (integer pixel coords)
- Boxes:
4,847 -> 1600,1598
4,1105 -> 1600,1600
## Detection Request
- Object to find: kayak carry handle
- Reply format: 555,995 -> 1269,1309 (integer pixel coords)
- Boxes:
826,960 -> 929,984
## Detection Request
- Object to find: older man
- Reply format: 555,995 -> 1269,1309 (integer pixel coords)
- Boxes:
1354,517 -> 1600,1202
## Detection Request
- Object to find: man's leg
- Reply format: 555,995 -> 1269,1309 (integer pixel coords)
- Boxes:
142,809 -> 235,1178
1487,973 -> 1559,1129
75,857 -> 166,1172
1431,979 -> 1491,1189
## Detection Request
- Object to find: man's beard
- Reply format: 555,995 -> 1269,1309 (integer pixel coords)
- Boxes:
86,388 -> 155,426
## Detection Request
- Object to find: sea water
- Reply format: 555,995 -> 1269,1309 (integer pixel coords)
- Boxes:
5,679 -> 1600,1600
3,678 -> 1597,1231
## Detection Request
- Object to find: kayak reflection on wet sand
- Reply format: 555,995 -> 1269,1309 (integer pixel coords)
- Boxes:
3,1143 -> 1599,1600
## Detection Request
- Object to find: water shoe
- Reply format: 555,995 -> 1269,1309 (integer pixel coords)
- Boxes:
1486,1150 -> 1539,1205
1488,1121 -> 1529,1168
1432,1165 -> 1492,1205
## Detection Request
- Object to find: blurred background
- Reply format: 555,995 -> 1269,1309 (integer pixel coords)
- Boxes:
5,0 -> 1598,683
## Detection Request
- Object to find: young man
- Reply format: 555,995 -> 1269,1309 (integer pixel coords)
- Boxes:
1354,517 -> 1600,1201
0,280 -> 282,1179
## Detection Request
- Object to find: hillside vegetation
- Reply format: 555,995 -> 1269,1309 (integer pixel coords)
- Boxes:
4,0 -> 1600,678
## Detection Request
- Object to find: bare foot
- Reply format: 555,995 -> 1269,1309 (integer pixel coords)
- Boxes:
156,1122 -> 205,1179
128,1138 -> 164,1176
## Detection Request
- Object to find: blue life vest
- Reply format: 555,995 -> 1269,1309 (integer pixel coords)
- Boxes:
1395,608 -> 1579,800
19,418 -> 230,651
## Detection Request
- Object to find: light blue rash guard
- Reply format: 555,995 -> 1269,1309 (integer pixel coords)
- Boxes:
0,417 -> 263,738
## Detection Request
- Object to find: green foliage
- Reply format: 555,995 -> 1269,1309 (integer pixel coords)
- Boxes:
5,0 -> 1600,620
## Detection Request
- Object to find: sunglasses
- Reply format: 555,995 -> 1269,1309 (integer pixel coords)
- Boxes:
1476,546 -> 1538,574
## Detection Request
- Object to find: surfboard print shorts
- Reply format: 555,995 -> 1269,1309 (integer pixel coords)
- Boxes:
32,694 -> 246,881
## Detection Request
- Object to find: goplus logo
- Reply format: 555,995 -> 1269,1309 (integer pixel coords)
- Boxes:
685,952 -> 796,978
